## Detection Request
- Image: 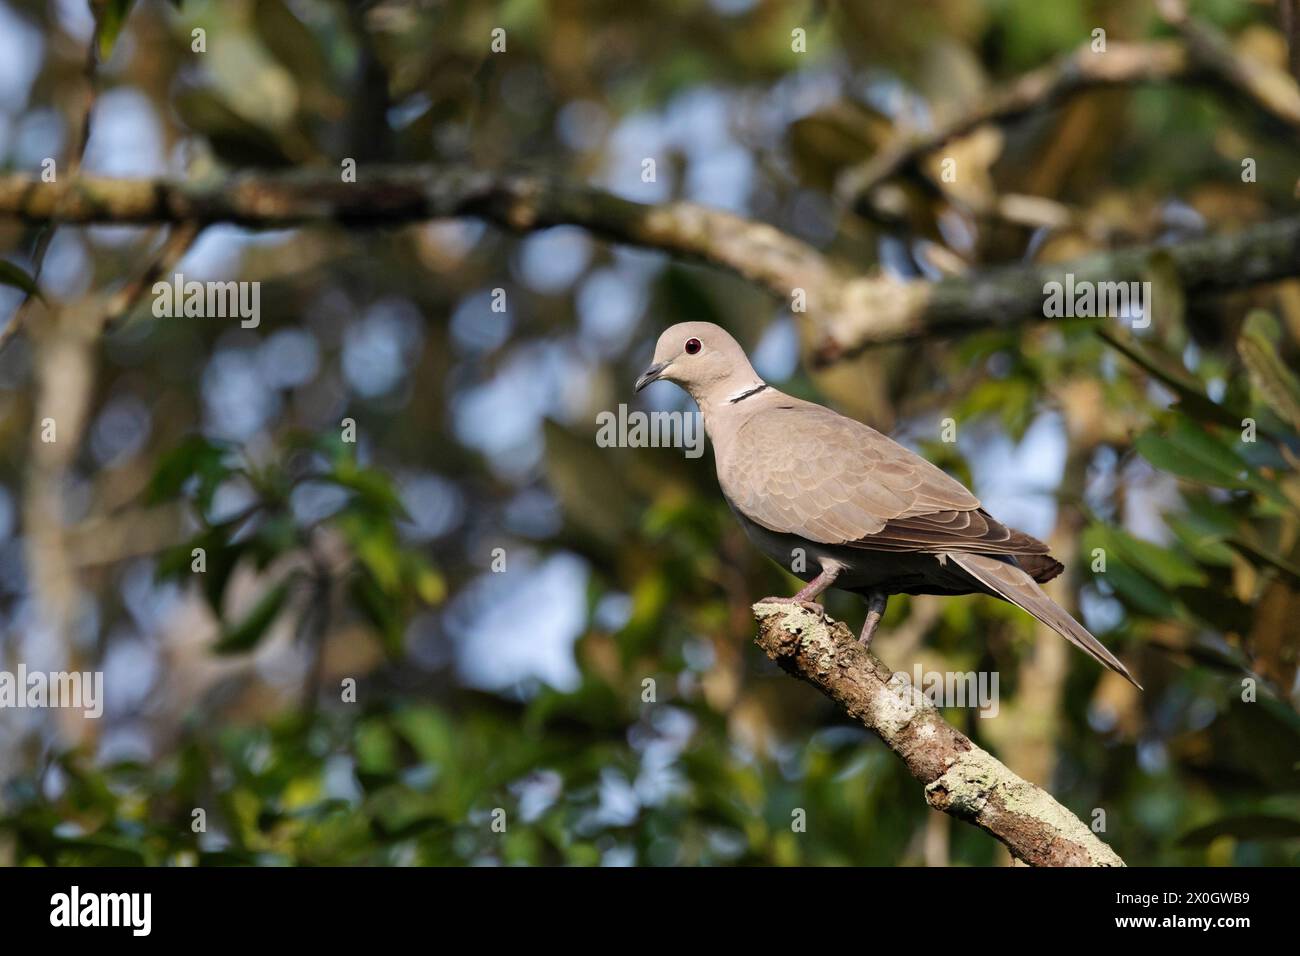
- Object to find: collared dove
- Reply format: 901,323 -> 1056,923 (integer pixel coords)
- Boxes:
635,321 -> 1140,688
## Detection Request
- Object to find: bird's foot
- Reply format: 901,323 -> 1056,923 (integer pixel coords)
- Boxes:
859,592 -> 888,647
758,596 -> 826,617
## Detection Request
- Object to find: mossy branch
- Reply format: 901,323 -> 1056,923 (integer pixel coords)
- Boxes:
752,602 -> 1125,867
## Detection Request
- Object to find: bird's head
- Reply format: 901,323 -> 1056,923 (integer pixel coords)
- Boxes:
634,321 -> 763,404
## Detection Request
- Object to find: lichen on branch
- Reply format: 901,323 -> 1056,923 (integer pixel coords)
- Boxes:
752,601 -> 1125,867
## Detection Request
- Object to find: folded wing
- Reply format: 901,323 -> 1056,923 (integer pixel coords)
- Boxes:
723,402 -> 1048,559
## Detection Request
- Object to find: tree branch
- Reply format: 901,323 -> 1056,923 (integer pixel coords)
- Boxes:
841,23 -> 1300,213
1283,0 -> 1300,85
0,25 -> 103,351
809,215 -> 1300,363
1160,1 -> 1300,129
839,40 -> 1192,212
1,168 -> 1297,361
0,165 -> 838,303
752,602 -> 1125,867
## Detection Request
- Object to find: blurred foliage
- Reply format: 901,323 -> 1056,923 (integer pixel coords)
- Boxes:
0,0 -> 1298,867
148,432 -> 443,655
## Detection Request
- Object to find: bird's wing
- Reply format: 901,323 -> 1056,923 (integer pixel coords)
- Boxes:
721,401 -> 1046,555
866,508 -> 1051,555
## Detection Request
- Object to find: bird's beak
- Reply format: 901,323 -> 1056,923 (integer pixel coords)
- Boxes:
635,361 -> 669,392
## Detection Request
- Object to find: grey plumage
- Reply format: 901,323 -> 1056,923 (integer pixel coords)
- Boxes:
636,320 -> 1140,689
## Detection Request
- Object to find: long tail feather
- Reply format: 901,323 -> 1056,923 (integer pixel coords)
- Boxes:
946,552 -> 1142,689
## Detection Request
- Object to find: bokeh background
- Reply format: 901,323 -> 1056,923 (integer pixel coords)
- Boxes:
0,0 -> 1298,866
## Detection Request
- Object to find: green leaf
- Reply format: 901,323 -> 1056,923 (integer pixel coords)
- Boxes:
1177,814 -> 1300,848
1085,524 -> 1206,590
1097,326 -> 1245,430
391,707 -> 456,766
214,580 -> 292,654
1166,514 -> 1236,566
354,719 -> 400,776
1134,420 -> 1256,490
1082,524 -> 1186,616
172,88 -> 297,168
1101,562 -> 1176,617
1238,310 -> 1300,430
147,435 -> 231,506
349,567 -> 403,655
249,513 -> 298,569
1175,585 -> 1254,636
253,0 -> 328,90
157,523 -> 251,614
0,259 -> 40,300
48,833 -> 148,866
324,459 -> 408,520
93,0 -> 137,63
1226,537 -> 1300,589
1138,419 -> 1290,509
962,377 -> 1036,440
409,558 -> 446,605
353,525 -> 404,594
1120,535 -> 1205,589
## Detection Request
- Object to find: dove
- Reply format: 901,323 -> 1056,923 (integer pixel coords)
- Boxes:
635,321 -> 1140,688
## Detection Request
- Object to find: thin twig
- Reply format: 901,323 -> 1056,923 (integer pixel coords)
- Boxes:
0,27 -> 103,352
1283,0 -> 1300,85
841,15 -> 1300,214
839,40 -> 1192,212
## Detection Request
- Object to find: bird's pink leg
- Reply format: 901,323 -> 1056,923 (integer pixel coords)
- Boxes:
759,566 -> 840,616
859,592 -> 887,647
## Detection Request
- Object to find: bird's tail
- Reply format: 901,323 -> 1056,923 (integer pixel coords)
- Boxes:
946,551 -> 1142,689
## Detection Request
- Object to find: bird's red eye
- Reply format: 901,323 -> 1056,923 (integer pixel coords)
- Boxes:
685,337 -> 702,355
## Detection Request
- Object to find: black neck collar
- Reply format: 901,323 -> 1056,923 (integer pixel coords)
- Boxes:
729,383 -> 769,404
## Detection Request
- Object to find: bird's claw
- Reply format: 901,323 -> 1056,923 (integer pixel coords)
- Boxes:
758,597 -> 827,617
